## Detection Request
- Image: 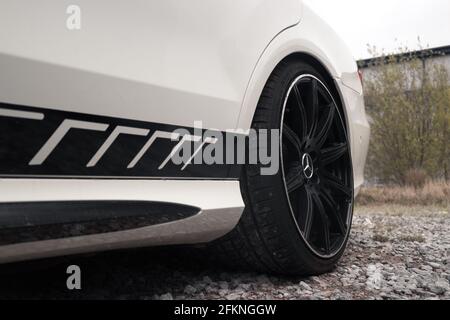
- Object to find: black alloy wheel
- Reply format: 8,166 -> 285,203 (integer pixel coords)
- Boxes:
280,74 -> 353,258
210,59 -> 355,275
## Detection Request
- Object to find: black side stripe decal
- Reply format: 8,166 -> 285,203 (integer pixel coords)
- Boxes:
0,103 -> 242,179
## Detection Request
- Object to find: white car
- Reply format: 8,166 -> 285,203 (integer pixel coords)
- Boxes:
0,0 -> 370,275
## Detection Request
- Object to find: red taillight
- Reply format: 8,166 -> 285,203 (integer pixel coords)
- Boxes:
358,70 -> 364,86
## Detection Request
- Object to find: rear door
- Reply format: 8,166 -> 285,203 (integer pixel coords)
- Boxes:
0,0 -> 301,130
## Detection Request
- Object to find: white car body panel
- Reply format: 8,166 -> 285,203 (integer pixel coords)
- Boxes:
0,1 -> 370,263
0,0 -> 301,131
0,180 -> 243,264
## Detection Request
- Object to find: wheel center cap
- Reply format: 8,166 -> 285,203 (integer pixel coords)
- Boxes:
302,153 -> 314,179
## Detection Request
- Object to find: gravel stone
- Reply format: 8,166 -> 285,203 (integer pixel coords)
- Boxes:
0,206 -> 448,300
159,293 -> 173,300
428,280 -> 449,295
226,293 -> 242,300
428,262 -> 441,269
184,285 -> 197,295
299,281 -> 312,291
218,281 -> 229,290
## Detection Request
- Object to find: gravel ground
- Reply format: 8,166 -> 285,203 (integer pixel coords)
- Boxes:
0,205 -> 449,300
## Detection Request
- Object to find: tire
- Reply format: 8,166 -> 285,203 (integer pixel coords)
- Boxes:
210,58 -> 354,276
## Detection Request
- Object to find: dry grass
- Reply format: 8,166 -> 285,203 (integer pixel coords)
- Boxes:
372,234 -> 390,243
404,168 -> 427,189
356,181 -> 450,207
398,234 -> 426,243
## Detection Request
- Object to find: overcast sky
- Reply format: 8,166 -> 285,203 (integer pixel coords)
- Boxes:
303,0 -> 450,60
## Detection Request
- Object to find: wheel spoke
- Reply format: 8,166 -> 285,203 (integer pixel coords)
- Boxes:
311,192 -> 331,253
313,104 -> 335,148
322,172 -> 352,198
318,85 -> 332,105
320,186 -> 339,209
323,222 -> 331,253
306,79 -> 319,138
283,124 -> 302,156
321,143 -> 348,165
292,85 -> 309,140
321,187 -> 347,235
286,168 -> 306,193
303,189 -> 314,240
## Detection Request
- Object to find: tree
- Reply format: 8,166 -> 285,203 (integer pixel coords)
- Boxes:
361,45 -> 450,184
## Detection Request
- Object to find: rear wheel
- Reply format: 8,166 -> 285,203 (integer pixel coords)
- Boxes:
211,58 -> 354,275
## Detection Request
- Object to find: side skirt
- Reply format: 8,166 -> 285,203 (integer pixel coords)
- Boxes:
0,201 -> 200,245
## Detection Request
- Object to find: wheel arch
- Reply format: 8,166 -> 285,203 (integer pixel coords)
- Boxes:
280,53 -> 353,141
238,49 -> 350,137
236,24 -> 359,194
282,52 -> 345,110
237,4 -> 359,133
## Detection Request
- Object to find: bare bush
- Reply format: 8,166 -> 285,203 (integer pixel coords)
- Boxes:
404,168 -> 428,189
360,44 -> 450,184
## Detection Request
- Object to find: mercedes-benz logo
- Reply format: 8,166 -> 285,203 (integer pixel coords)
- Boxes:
302,153 -> 314,179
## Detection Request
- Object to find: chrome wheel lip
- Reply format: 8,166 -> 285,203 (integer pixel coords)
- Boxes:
279,74 -> 354,259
